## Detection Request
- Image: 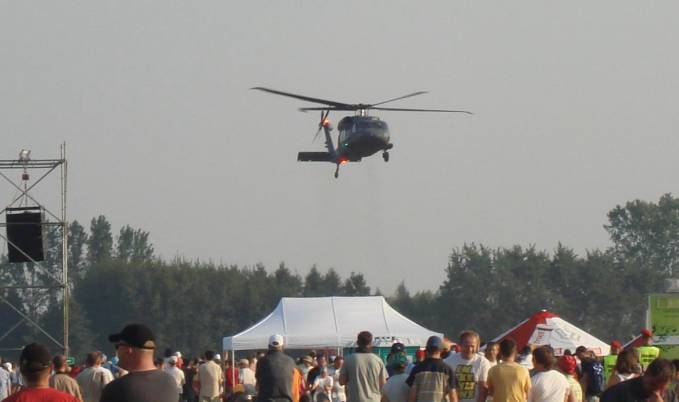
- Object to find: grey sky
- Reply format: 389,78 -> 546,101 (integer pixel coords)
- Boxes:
2,1 -> 678,294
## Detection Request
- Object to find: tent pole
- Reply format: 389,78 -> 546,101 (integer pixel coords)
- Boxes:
232,349 -> 236,389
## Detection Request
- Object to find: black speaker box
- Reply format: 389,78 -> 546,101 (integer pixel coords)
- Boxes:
6,208 -> 44,263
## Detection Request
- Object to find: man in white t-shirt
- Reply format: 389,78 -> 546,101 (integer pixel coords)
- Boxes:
328,356 -> 346,402
444,330 -> 492,402
238,358 -> 257,395
77,351 -> 115,402
163,355 -> 186,399
529,346 -> 571,402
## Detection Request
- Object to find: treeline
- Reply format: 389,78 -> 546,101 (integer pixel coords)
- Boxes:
1,194 -> 678,360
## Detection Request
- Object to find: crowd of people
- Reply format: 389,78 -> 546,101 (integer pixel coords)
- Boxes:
0,324 -> 676,402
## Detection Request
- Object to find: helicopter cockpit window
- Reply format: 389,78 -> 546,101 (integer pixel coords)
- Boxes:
357,121 -> 385,130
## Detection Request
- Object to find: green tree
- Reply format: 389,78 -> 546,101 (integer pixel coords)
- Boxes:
342,272 -> 370,296
605,193 -> 679,275
303,266 -> 324,296
68,220 -> 88,281
273,263 -> 303,297
116,225 -> 154,263
321,268 -> 343,295
86,216 -> 113,265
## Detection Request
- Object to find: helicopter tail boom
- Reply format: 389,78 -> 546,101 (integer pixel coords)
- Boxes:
297,152 -> 333,162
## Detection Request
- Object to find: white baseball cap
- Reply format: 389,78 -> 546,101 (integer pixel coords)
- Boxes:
269,334 -> 284,347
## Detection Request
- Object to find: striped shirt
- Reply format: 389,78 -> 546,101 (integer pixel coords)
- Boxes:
406,358 -> 457,402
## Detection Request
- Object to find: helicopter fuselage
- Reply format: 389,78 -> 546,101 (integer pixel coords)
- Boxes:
336,115 -> 391,161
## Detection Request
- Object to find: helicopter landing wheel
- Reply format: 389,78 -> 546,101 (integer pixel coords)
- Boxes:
382,151 -> 389,162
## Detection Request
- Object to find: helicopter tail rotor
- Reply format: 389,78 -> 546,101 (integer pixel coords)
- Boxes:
313,110 -> 331,142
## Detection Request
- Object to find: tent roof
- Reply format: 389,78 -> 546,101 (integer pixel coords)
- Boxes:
223,296 -> 442,351
491,310 -> 610,356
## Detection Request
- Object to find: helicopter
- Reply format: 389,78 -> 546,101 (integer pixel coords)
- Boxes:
252,87 -> 471,178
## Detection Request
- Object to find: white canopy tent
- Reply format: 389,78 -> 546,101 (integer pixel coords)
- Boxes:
223,296 -> 442,351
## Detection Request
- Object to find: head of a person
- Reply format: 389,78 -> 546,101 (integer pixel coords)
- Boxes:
615,349 -> 639,375
575,345 -> 588,360
19,343 -> 52,385
390,342 -> 405,358
205,350 -> 215,361
415,348 -> 425,362
393,354 -> 408,374
499,339 -> 517,360
643,358 -> 675,393
168,356 -> 178,367
532,345 -> 556,372
459,330 -> 480,359
330,355 -> 341,369
557,355 -> 577,377
485,341 -> 499,362
108,323 -> 157,371
610,340 -> 622,355
672,360 -> 679,381
519,345 -> 532,357
320,366 -> 328,377
641,329 -> 654,346
426,336 -> 443,357
318,355 -> 327,367
356,331 -> 373,352
302,356 -> 314,367
239,359 -> 249,369
85,351 -> 100,367
52,354 -> 68,373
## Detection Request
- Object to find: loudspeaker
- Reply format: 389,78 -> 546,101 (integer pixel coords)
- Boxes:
6,207 -> 44,263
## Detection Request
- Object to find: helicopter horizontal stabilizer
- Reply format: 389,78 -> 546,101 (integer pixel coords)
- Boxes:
297,152 -> 333,162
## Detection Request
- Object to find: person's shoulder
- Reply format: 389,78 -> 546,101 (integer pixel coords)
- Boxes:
475,354 -> 491,367
369,353 -> 385,365
12,387 -> 80,402
443,353 -> 459,366
601,378 -> 629,402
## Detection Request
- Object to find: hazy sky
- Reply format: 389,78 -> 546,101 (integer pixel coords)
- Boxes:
2,1 -> 678,294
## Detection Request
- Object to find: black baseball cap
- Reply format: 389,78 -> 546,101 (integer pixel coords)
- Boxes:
108,324 -> 156,350
20,343 -> 52,372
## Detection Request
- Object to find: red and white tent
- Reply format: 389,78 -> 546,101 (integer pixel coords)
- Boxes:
491,310 -> 610,356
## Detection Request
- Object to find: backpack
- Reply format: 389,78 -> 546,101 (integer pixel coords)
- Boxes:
583,359 -> 605,396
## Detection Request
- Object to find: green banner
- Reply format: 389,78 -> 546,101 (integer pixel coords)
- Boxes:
649,294 -> 679,337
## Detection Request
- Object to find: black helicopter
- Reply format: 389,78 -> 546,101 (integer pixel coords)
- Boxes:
252,87 -> 471,178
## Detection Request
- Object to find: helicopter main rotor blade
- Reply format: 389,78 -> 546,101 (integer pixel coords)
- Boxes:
251,87 -> 352,109
298,106 -> 354,112
371,107 -> 473,114
369,91 -> 428,107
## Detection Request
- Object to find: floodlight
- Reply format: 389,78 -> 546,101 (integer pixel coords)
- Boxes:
19,149 -> 31,162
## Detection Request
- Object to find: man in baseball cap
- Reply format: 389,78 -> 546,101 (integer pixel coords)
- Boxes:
3,343 -> 79,402
269,334 -> 284,348
99,324 -> 177,402
406,336 -> 457,402
255,334 -> 295,402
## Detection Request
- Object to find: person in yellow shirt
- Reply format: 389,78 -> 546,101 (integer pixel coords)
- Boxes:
481,339 -> 530,402
636,329 -> 660,372
603,341 -> 622,383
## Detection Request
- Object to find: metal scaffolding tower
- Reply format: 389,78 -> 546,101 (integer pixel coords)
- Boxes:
0,144 -> 68,356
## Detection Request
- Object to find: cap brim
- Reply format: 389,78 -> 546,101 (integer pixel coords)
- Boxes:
108,333 -> 122,343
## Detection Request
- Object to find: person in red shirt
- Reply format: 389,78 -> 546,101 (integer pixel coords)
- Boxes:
224,359 -> 239,395
3,342 -> 79,402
